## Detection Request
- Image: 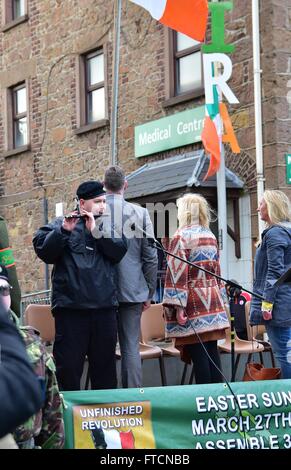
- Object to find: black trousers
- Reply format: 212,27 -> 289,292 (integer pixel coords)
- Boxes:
185,340 -> 223,384
53,307 -> 118,391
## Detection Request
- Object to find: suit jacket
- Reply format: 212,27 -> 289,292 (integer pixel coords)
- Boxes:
106,194 -> 158,303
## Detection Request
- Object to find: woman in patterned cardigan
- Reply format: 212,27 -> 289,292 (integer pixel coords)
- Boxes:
162,194 -> 229,384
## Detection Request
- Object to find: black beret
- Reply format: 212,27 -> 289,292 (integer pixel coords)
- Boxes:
0,264 -> 9,282
76,181 -> 106,200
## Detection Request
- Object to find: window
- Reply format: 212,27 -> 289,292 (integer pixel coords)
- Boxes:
85,51 -> 105,124
175,33 -> 202,94
12,83 -> 28,147
12,0 -> 25,19
76,48 -> 108,133
4,81 -> 30,156
2,0 -> 28,30
165,30 -> 203,106
5,82 -> 29,155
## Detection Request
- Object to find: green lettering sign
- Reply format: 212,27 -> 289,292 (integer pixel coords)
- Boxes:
202,1 -> 235,54
134,107 -> 205,158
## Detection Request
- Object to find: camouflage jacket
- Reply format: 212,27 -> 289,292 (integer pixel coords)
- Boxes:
13,325 -> 64,449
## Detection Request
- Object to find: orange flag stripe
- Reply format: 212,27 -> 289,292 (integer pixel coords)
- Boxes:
160,0 -> 208,42
202,116 -> 221,180
219,103 -> 241,153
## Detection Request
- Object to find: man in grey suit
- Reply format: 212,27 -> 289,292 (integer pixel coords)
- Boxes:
104,166 -> 158,388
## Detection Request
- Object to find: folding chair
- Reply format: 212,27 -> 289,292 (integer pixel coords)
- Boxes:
218,304 -> 265,380
140,303 -> 184,385
116,338 -> 167,386
23,304 -> 55,344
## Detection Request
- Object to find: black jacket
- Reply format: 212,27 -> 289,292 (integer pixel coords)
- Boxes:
33,218 -> 127,311
0,305 -> 43,438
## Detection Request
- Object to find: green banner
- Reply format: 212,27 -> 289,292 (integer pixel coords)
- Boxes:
286,154 -> 291,185
134,107 -> 205,158
0,217 -> 21,316
0,247 -> 15,267
62,380 -> 291,449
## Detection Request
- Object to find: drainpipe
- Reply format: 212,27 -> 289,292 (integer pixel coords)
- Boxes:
110,0 -> 122,165
252,0 -> 265,234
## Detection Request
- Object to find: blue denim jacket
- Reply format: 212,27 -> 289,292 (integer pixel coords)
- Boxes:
250,222 -> 291,327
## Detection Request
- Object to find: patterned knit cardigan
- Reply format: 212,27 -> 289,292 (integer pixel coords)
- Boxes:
162,225 -> 229,338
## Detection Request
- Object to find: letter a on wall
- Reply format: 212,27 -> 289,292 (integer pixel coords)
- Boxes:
220,103 -> 240,153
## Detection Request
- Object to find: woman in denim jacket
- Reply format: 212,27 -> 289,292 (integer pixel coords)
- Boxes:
250,190 -> 291,378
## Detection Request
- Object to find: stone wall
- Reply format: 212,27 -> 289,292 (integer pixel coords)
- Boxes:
0,0 -> 115,291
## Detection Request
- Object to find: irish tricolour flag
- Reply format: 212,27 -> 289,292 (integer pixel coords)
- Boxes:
129,0 -> 208,42
202,84 -> 222,180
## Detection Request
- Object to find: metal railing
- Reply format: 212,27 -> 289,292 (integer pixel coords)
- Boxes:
21,289 -> 51,320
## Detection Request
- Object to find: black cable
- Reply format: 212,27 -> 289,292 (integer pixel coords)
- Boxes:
155,237 -> 249,448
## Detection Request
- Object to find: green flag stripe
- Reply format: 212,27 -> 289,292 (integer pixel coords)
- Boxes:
206,85 -> 219,120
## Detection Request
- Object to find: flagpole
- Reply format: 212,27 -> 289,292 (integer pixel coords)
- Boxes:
215,55 -> 228,278
216,143 -> 228,278
252,0 -> 265,235
211,0 -> 228,278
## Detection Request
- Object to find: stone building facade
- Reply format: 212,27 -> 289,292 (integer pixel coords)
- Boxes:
0,0 -> 290,293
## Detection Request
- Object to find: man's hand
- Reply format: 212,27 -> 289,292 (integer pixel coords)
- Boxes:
176,306 -> 187,326
80,209 -> 96,232
142,300 -> 151,311
62,212 -> 79,232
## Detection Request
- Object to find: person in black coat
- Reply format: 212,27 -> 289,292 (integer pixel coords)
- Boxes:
0,268 -> 43,438
33,181 -> 127,391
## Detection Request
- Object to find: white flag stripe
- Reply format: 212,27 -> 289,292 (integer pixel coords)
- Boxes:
129,0 -> 167,20
213,114 -> 223,152
103,429 -> 122,449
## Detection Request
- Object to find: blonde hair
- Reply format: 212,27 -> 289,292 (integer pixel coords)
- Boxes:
177,193 -> 213,228
263,190 -> 291,225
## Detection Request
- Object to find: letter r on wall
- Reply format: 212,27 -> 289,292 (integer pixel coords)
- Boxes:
203,53 -> 239,105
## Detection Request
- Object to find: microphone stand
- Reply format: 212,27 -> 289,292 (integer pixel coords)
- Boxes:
151,238 -> 264,382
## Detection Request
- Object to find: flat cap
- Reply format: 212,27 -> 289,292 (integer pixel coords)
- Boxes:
76,180 -> 106,200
